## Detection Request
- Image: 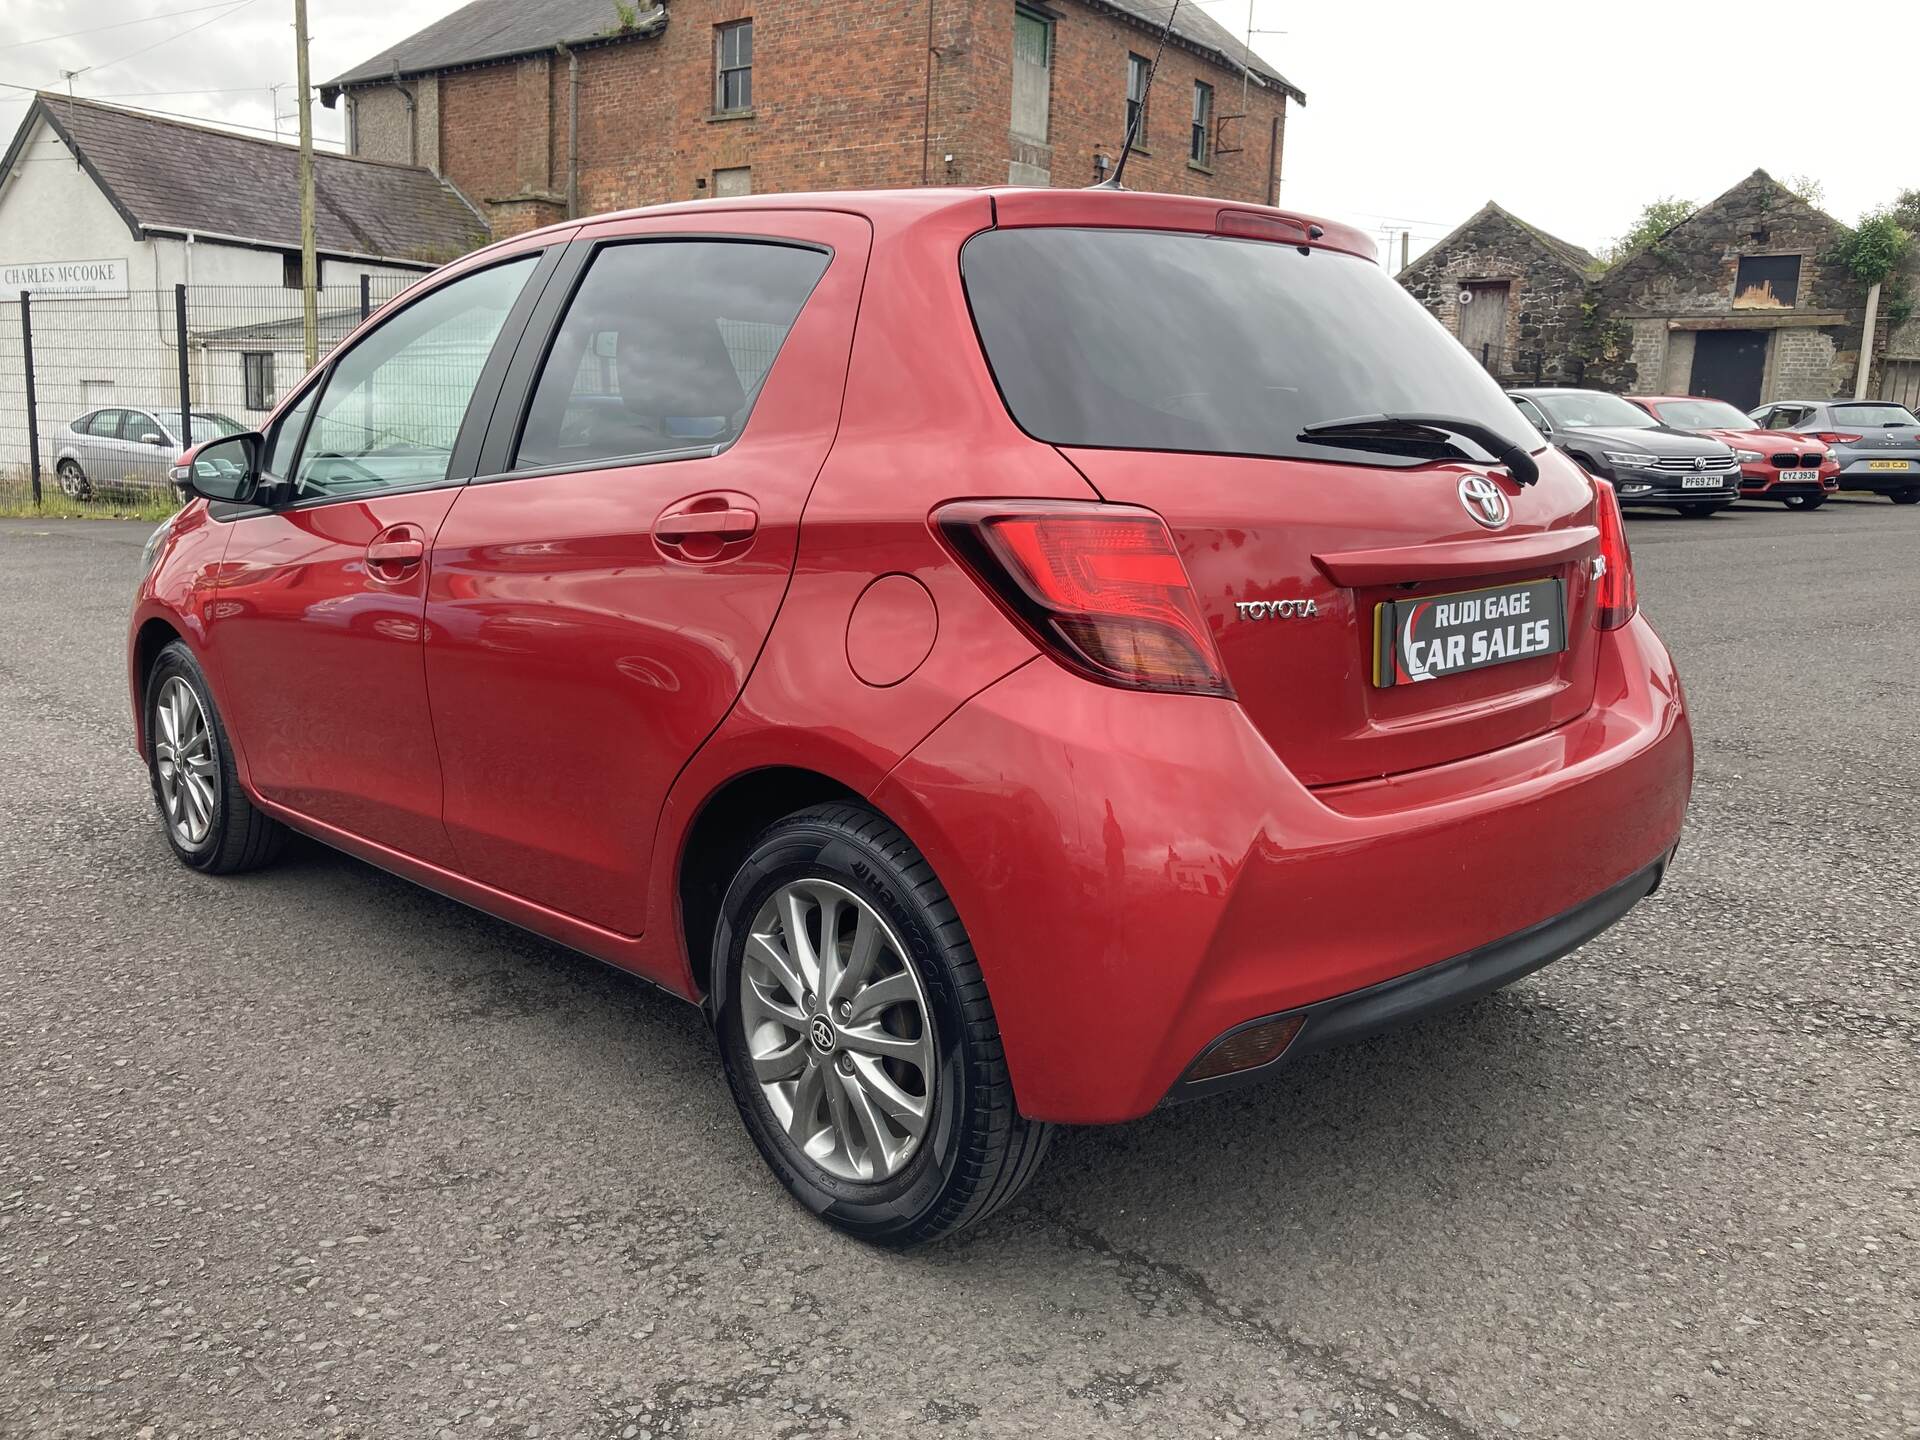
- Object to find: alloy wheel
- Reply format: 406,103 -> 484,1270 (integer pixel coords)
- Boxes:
153,675 -> 216,847
740,878 -> 935,1183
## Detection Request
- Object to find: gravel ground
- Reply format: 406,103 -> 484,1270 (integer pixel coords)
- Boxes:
1,501 -> 1915,1440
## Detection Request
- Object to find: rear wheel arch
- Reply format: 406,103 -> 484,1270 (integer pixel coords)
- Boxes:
679,766 -> 864,1003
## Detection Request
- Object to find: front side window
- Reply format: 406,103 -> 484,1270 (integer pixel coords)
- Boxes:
1190,81 -> 1214,165
291,255 -> 535,499
716,21 -> 753,112
1126,54 -> 1150,146
513,240 -> 829,472
243,351 -> 275,411
1011,9 -> 1051,141
962,227 -> 1536,466
1512,396 -> 1551,432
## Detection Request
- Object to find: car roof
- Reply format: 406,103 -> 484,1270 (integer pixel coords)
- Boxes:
1507,387 -> 1608,398
463,186 -> 1379,264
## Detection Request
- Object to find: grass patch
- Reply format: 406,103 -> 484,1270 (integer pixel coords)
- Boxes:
0,490 -> 179,522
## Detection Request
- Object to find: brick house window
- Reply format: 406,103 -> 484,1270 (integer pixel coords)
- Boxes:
1126,53 -> 1151,147
715,20 -> 753,113
1733,254 -> 1800,309
243,352 -> 275,411
713,166 -> 752,198
1011,8 -> 1052,142
1190,81 -> 1213,166
282,252 -> 301,289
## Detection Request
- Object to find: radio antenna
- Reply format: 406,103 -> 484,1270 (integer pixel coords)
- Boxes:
1093,0 -> 1181,189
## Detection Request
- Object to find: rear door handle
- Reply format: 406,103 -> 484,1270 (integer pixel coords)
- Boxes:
656,507 -> 758,542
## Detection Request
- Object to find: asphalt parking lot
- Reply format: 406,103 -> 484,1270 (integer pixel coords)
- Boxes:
2,500 -> 1915,1440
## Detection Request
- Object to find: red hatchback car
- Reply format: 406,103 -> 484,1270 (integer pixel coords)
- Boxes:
1627,395 -> 1839,508
132,189 -> 1692,1244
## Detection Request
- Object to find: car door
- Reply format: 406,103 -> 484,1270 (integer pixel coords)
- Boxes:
87,409 -> 134,484
123,410 -> 172,490
204,246 -> 562,864
423,211 -> 870,935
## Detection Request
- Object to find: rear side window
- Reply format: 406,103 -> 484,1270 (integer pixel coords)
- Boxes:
961,227 -> 1537,466
514,240 -> 829,471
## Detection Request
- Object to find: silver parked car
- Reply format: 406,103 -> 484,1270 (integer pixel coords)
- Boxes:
53,406 -> 244,500
1748,399 -> 1920,504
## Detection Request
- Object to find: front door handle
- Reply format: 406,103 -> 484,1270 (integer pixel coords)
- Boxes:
367,537 -> 426,565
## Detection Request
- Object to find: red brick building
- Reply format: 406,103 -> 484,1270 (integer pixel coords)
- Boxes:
321,0 -> 1303,239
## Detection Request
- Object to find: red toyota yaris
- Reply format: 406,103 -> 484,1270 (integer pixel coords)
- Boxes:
131,189 -> 1692,1244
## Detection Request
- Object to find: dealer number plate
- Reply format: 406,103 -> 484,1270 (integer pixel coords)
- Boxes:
1375,578 -> 1567,687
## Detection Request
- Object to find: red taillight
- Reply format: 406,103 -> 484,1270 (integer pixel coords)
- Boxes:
937,502 -> 1234,697
1591,477 -> 1637,631
1812,431 -> 1861,444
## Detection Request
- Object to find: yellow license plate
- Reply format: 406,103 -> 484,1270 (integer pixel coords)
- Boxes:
1868,459 -> 1911,471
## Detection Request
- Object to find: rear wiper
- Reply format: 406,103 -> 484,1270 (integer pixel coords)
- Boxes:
1297,413 -> 1540,486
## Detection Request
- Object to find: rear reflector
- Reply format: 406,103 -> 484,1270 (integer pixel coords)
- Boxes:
1590,478 -> 1637,631
1182,1014 -> 1305,1084
937,501 -> 1235,698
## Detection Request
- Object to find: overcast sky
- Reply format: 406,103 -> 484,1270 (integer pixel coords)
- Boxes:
2,0 -> 1911,265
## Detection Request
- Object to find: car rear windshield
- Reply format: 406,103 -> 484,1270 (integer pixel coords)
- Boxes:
1833,402 -> 1919,427
1656,399 -> 1752,430
960,227 -> 1538,466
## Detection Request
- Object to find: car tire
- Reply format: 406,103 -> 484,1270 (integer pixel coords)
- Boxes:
1676,505 -> 1718,518
1784,495 -> 1824,511
144,640 -> 289,874
713,803 -> 1053,1247
57,460 -> 91,502
1892,487 -> 1920,506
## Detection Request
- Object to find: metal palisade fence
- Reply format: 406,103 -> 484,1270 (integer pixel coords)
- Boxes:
0,277 -> 418,510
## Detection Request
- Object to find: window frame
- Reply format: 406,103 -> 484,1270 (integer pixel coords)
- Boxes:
1125,53 -> 1151,150
481,232 -> 834,484
242,350 -> 276,411
1010,6 -> 1053,143
715,19 -> 753,114
210,246 -> 565,521
1190,80 -> 1214,167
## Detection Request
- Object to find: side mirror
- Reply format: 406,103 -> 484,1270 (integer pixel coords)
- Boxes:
170,432 -> 263,503
139,432 -> 165,447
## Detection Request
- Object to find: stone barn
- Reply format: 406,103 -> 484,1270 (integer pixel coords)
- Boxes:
1396,201 -> 1596,388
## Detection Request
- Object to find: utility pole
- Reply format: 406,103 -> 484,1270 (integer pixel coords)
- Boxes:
1400,230 -> 1410,271
1855,281 -> 1881,400
294,0 -> 318,369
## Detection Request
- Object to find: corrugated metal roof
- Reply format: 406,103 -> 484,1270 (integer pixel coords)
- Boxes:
20,94 -> 488,264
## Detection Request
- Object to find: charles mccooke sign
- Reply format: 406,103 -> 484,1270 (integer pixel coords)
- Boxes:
3,258 -> 130,299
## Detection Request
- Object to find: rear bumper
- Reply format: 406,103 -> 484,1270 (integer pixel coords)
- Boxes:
1167,853 -> 1668,1105
873,614 -> 1693,1124
1838,464 -> 1920,493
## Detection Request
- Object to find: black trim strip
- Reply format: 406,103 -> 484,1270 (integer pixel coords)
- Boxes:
1165,853 -> 1669,1106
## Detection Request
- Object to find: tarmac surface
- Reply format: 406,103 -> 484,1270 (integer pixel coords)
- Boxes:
1,500 -> 1915,1438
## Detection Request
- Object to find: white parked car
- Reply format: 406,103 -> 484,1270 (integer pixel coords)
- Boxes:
54,406 -> 244,500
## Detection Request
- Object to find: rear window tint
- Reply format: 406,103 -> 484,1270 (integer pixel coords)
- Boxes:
514,240 -> 828,471
1833,402 -> 1919,427
960,227 -> 1537,466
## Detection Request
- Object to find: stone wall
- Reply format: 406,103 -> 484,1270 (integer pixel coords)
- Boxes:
1396,205 -> 1591,386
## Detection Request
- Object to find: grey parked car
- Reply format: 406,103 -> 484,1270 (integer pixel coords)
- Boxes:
1748,399 -> 1920,504
54,406 -> 244,500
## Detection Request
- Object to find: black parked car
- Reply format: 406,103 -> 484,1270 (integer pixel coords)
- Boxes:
1508,388 -> 1740,517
